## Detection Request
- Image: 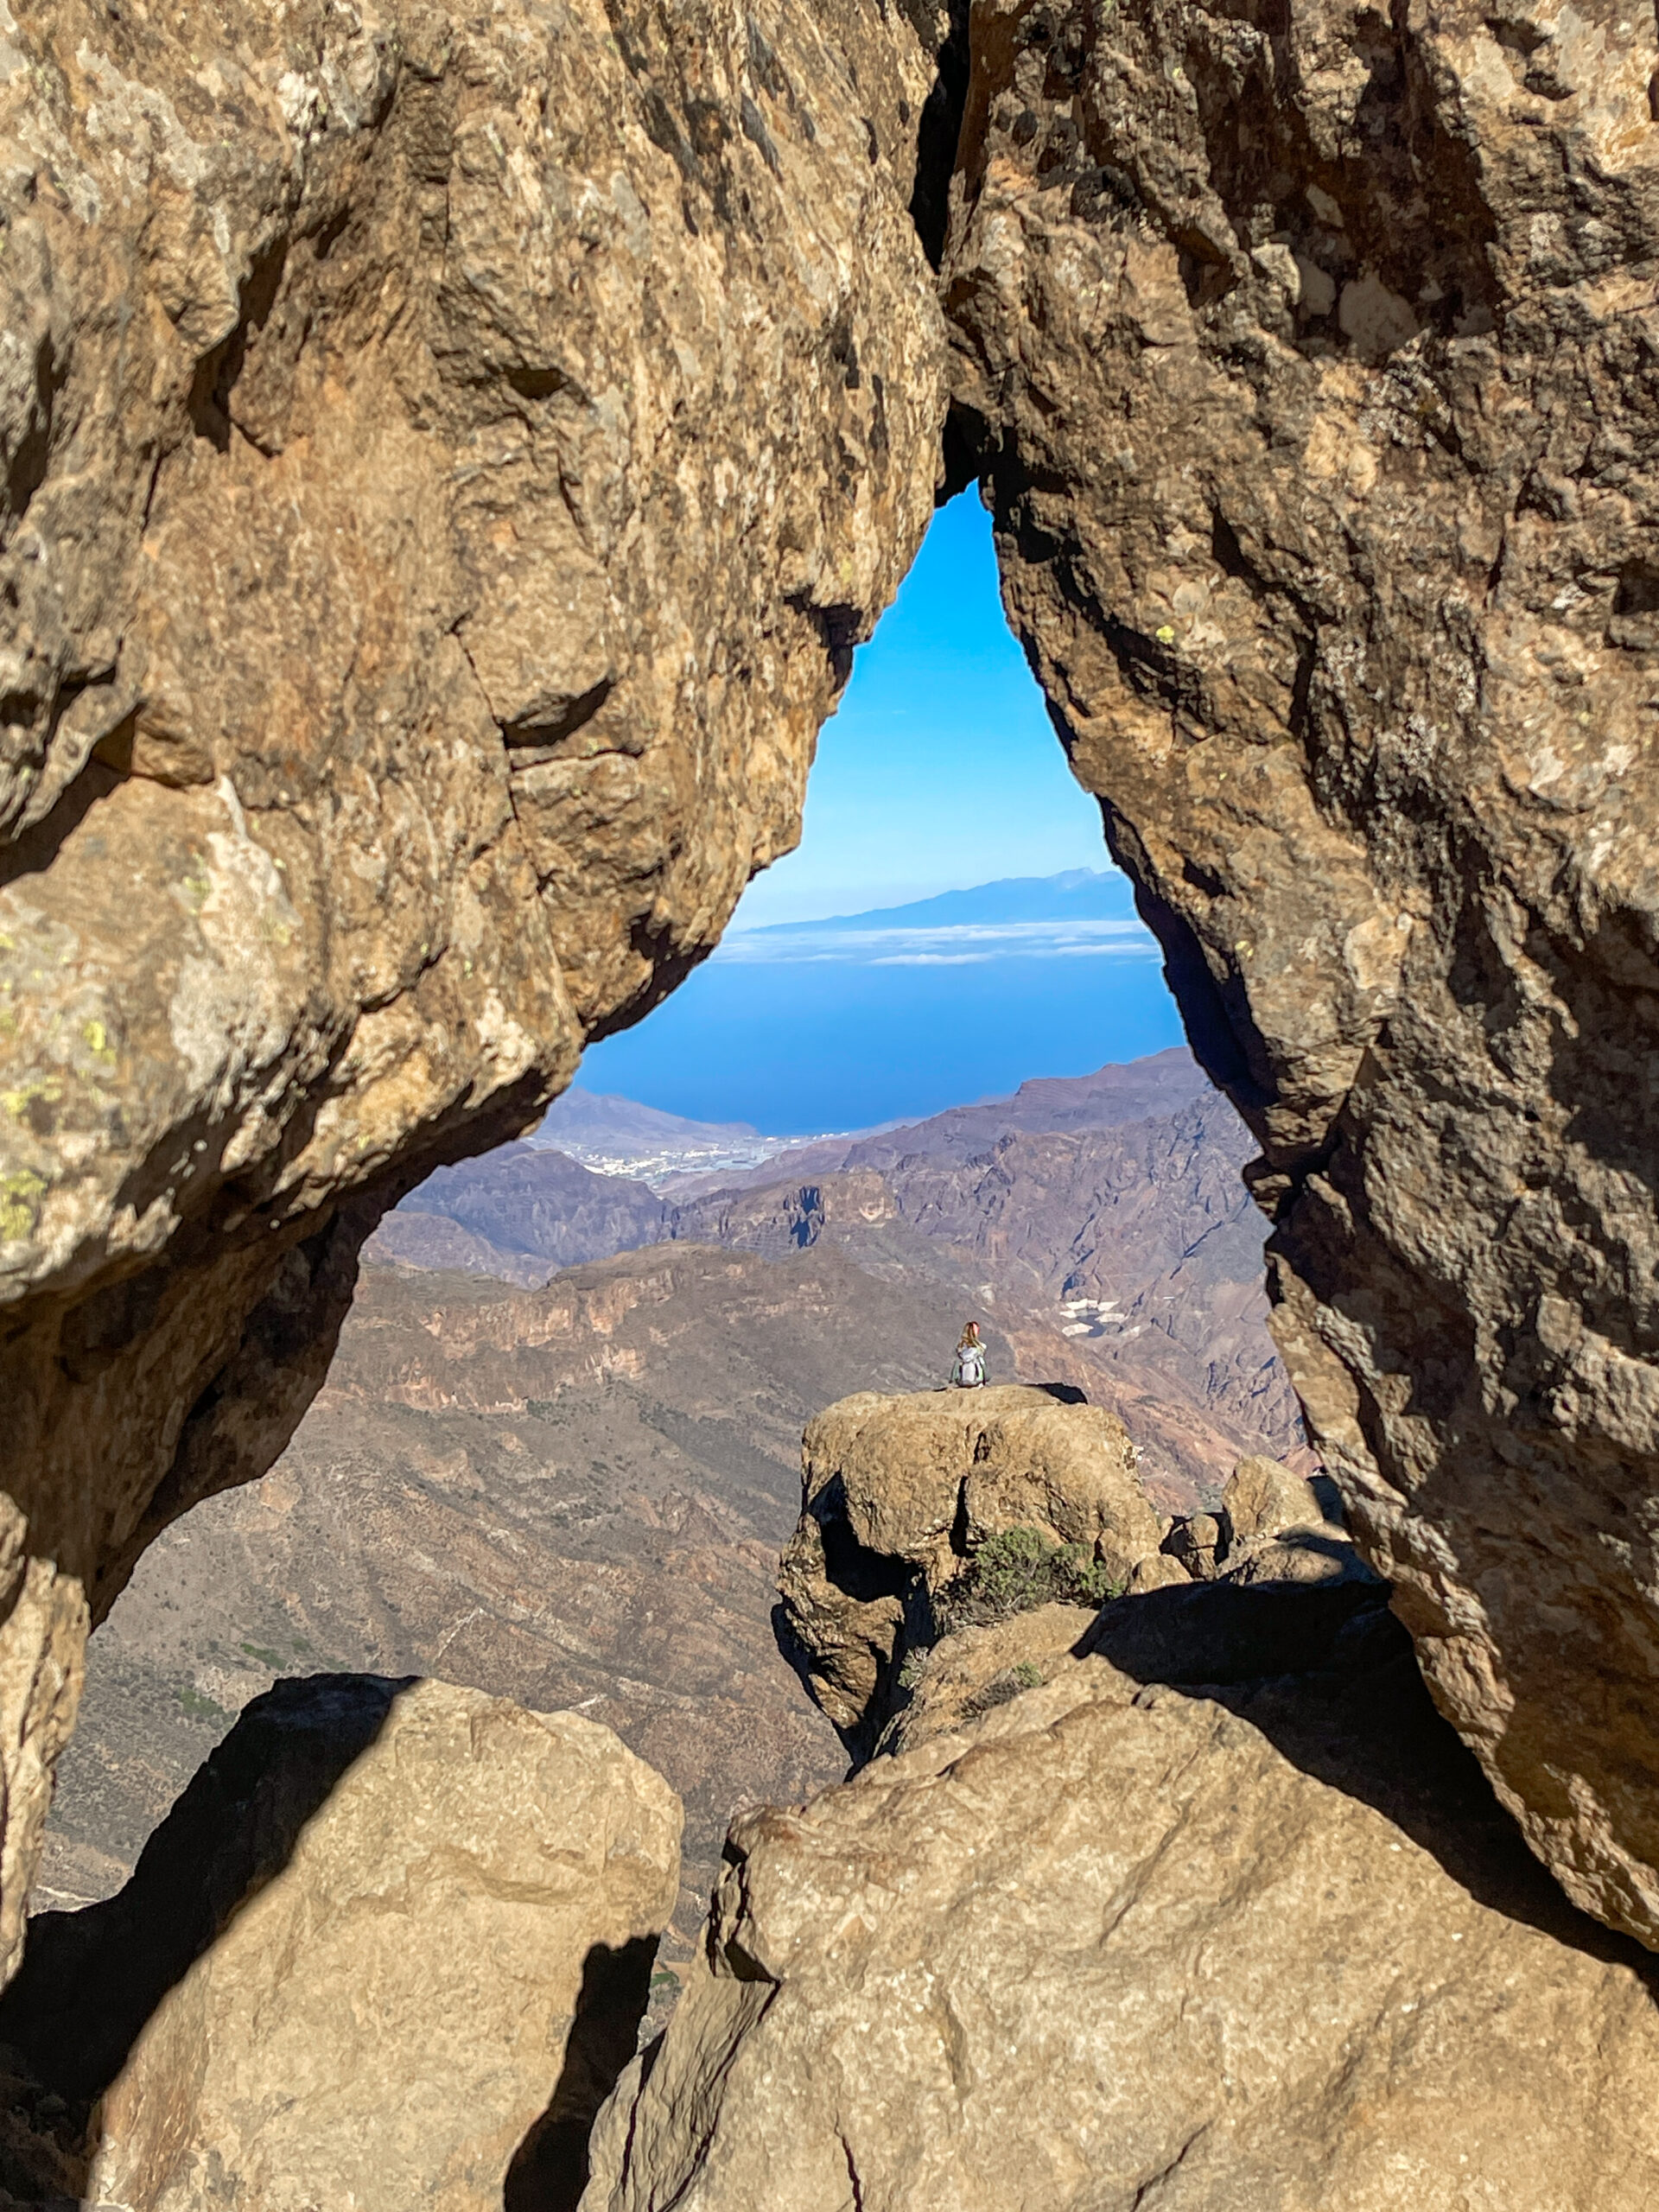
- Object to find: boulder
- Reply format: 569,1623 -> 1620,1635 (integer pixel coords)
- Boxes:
778,1386 -> 1166,1751
582,1604 -> 1659,2211
1223,1457 -> 1330,1547
1159,1509 -> 1230,1582
0,1676 -> 680,2212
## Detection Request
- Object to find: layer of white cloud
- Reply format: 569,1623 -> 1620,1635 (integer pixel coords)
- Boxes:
713,919 -> 1160,967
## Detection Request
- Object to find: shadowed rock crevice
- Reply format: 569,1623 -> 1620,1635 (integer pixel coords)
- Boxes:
503,1936 -> 660,2212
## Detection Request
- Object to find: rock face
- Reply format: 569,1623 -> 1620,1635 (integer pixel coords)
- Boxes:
2,1675 -> 681,2211
0,0 -> 946,1967
942,0 -> 1659,1941
779,1384 -> 1166,1750
10,0 -> 1659,1988
582,1604 -> 1659,2212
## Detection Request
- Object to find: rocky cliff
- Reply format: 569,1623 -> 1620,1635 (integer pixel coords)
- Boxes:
0,0 -> 947,1968
939,0 -> 1659,1945
5,0 -> 1659,1997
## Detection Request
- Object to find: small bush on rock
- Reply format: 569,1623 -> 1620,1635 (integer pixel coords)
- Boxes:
961,1660 -> 1045,1719
933,1526 -> 1121,1636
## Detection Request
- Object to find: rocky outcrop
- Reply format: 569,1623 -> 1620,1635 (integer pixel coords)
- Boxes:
1158,1452 -> 1376,1591
942,0 -> 1659,1942
582,1596 -> 1659,2211
0,0 -> 947,1968
9,0 -> 1659,1988
779,1383 -> 1168,1751
1,1675 -> 680,2210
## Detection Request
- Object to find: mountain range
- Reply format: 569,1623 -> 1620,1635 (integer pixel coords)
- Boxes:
41,1046 -> 1298,1967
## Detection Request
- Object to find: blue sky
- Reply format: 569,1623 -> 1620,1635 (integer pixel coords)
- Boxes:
581,494 -> 1186,1131
733,493 -> 1112,925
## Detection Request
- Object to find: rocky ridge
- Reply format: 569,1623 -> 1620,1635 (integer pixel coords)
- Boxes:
374,1055 -> 1301,1502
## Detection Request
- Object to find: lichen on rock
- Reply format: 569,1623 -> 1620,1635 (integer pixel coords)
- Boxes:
0,0 -> 949,1969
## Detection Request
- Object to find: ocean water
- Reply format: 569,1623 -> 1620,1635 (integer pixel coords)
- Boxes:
580,948 -> 1186,1134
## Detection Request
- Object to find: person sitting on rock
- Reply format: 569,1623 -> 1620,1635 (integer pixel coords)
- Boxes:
950,1323 -> 988,1389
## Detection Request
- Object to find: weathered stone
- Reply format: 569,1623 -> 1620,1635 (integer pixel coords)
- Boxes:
778,1383 -> 1166,1749
1223,1455 -> 1327,1547
0,0 -> 947,1967
583,1611 -> 1659,2212
0,1675 -> 681,2211
1222,1522 -> 1382,1592
942,0 -> 1659,1942
880,1599 -> 1092,1756
1160,1506 -> 1228,1581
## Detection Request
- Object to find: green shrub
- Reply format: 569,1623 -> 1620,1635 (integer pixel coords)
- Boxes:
177,1685 -> 229,1726
933,1526 -> 1121,1636
962,1660 -> 1045,1719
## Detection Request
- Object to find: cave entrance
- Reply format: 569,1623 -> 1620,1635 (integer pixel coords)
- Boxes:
578,488 -> 1187,1138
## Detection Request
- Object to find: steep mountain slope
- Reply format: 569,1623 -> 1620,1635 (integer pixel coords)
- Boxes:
367,1055 -> 1295,1502
39,1247 -> 1009,1960
664,1046 -> 1209,1192
365,1147 -> 667,1284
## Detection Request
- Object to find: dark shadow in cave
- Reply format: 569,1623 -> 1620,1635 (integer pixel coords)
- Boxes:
1077,1582 -> 1659,1997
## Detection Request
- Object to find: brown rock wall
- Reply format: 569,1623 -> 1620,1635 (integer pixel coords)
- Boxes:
0,0 -> 948,1968
941,0 -> 1659,1943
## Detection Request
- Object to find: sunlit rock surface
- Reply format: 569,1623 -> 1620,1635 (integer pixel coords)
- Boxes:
583,1611 -> 1659,2212
1,1675 -> 680,2211
779,1383 -> 1167,1751
942,0 -> 1659,1943
0,0 -> 946,1968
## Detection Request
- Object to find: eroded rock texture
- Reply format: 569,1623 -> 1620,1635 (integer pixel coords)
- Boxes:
0,0 -> 947,1970
778,1383 -> 1166,1751
942,0 -> 1659,1942
583,1613 -> 1659,2212
0,1675 -> 681,2211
